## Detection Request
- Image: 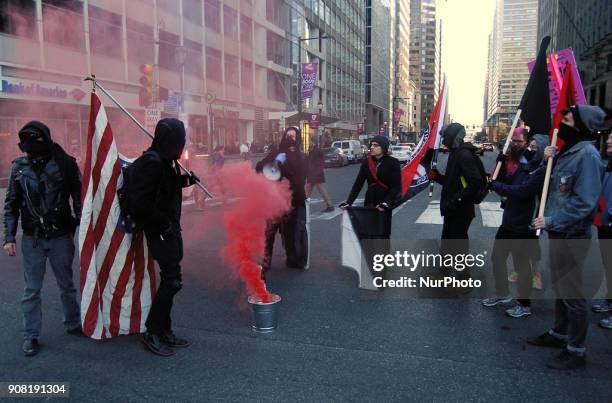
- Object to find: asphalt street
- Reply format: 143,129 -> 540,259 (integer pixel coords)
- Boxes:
0,150 -> 611,401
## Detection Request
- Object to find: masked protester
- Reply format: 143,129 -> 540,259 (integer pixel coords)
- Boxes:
483,128 -> 546,317
530,105 -> 607,370
593,131 -> 612,329
3,121 -> 83,357
429,123 -> 485,288
130,118 -> 198,356
256,126 -> 308,275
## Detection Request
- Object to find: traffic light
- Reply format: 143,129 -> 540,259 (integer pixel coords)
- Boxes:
139,64 -> 154,107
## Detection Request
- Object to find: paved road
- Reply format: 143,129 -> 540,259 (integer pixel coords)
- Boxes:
0,150 -> 611,401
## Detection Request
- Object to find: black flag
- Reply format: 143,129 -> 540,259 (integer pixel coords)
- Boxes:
518,36 -> 551,135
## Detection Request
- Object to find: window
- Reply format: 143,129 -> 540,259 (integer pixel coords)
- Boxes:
42,1 -> 84,50
223,5 -> 237,40
241,59 -> 252,89
158,30 -> 180,71
184,38 -> 203,78
126,18 -> 153,64
0,0 -> 36,39
224,54 -> 239,85
183,0 -> 202,25
206,46 -> 222,81
266,31 -> 290,68
267,70 -> 288,102
240,15 -> 252,45
158,0 -> 178,14
205,0 -> 220,32
89,5 -> 122,58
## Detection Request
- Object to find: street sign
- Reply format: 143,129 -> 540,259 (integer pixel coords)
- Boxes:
164,95 -> 178,115
309,113 -> 320,129
145,107 -> 161,132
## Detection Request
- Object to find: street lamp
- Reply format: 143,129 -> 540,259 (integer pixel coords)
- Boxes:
317,100 -> 324,146
174,45 -> 187,114
384,121 -> 388,137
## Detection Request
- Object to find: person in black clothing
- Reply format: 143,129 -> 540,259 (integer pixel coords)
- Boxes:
256,126 -> 308,273
482,128 -> 547,316
430,123 -> 485,284
3,121 -> 83,357
130,118 -> 198,356
340,135 -> 401,211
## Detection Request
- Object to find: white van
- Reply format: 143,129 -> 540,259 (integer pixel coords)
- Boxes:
331,140 -> 364,163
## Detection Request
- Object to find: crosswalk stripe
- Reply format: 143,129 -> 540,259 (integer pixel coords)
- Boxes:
415,200 -> 444,225
479,201 -> 503,228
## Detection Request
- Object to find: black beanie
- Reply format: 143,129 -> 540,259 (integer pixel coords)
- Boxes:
371,135 -> 390,153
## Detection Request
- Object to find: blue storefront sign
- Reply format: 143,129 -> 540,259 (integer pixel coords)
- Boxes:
1,79 -> 68,99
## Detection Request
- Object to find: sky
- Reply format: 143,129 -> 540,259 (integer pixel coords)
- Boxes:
439,0 -> 496,127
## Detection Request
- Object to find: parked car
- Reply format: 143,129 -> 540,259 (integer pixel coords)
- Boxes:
331,139 -> 364,163
482,142 -> 494,152
390,145 -> 412,164
323,147 -> 349,167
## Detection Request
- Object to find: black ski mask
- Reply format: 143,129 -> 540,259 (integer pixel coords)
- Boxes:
151,118 -> 186,160
18,121 -> 53,157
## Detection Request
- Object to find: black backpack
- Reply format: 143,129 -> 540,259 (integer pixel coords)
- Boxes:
469,149 -> 490,204
117,150 -> 163,230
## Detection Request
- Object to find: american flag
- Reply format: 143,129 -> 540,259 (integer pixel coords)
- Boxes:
78,92 -> 156,339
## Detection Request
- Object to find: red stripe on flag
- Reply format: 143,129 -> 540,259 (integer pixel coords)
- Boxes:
79,223 -> 95,292
90,124 -> 115,198
129,233 -> 146,334
82,94 -> 100,206
92,161 -> 122,246
109,238 -> 137,337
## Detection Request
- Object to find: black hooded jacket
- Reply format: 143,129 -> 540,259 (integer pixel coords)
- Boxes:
4,121 -> 81,242
130,119 -> 192,235
346,154 -> 401,207
435,143 -> 484,218
256,128 -> 306,208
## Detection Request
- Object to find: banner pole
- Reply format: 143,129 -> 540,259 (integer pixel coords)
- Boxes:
84,76 -> 214,198
535,128 -> 558,237
429,121 -> 439,197
492,109 -> 522,180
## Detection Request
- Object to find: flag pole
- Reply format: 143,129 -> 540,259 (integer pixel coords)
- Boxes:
535,128 -> 558,237
491,109 -> 522,180
429,121 -> 438,197
84,76 -> 214,198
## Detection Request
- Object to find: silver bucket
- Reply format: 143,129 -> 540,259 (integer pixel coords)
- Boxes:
248,294 -> 281,333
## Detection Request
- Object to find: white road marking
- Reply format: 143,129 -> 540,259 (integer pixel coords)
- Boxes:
479,201 -> 503,228
415,200 -> 444,225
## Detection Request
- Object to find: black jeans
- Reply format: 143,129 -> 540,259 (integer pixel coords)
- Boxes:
441,214 -> 473,279
263,205 -> 307,271
491,226 -> 537,306
144,233 -> 183,335
598,226 -> 612,301
548,230 -> 590,352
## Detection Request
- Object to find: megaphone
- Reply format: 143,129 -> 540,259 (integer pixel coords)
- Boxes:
262,152 -> 287,181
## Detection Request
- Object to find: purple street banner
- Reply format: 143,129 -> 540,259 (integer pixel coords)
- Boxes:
528,48 -> 586,115
309,113 -> 320,129
301,63 -> 318,99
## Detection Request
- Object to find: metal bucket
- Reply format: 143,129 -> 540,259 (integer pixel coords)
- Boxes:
248,294 -> 281,333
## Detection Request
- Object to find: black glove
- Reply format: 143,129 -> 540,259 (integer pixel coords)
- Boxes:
496,152 -> 506,164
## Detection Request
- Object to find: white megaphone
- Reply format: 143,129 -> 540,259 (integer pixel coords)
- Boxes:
262,153 -> 287,181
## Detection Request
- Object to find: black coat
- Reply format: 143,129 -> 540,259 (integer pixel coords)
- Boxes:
306,146 -> 325,184
256,147 -> 307,208
436,143 -> 484,217
130,150 -> 191,235
4,147 -> 81,242
346,155 -> 401,207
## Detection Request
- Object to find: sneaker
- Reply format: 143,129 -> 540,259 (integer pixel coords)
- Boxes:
546,349 -> 586,370
532,272 -> 543,290
591,300 -> 612,313
160,331 -> 190,348
599,314 -> 612,329
141,332 -> 175,356
22,339 -> 39,357
321,206 -> 335,213
526,332 -> 566,349
506,304 -> 531,318
482,296 -> 513,307
508,271 -> 518,282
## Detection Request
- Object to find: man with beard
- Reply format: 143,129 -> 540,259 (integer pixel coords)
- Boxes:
130,118 -> 198,356
530,104 -> 607,370
3,121 -> 83,356
482,128 -> 547,317
429,123 -> 486,285
256,126 -> 308,274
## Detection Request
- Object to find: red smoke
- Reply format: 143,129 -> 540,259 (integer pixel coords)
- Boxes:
218,162 -> 291,303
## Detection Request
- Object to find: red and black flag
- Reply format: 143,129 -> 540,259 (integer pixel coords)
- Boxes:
518,36 -> 551,135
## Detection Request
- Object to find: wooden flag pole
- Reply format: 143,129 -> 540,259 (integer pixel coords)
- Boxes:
492,109 -> 522,180
536,128 -> 558,237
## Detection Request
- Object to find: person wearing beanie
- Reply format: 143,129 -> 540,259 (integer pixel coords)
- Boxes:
130,118 -> 198,356
429,123 -> 486,287
340,135 -> 401,211
530,104 -> 607,370
4,121 -> 83,357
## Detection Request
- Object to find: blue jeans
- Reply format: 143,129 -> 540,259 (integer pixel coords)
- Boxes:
21,234 -> 81,340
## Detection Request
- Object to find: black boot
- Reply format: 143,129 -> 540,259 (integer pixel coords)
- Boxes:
142,332 -> 175,356
160,331 -> 190,348
22,339 -> 39,357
